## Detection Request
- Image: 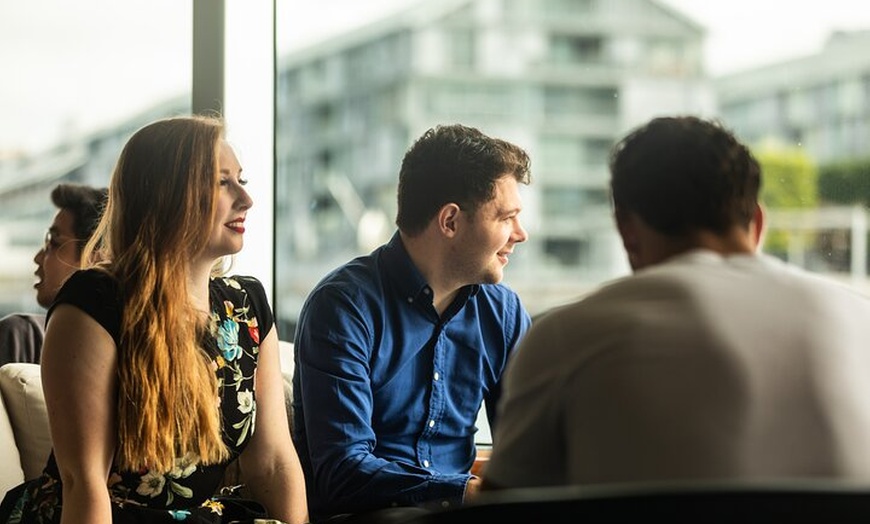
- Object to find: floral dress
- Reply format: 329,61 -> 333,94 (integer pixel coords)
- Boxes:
0,269 -> 273,523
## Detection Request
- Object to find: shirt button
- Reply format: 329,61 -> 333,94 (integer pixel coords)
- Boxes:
423,460 -> 430,467
429,419 -> 435,428
407,297 -> 413,303
433,372 -> 440,381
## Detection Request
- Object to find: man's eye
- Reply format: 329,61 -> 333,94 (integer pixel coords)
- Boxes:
238,178 -> 248,186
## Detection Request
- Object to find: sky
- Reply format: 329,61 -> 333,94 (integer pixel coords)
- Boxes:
2,0 -> 870,154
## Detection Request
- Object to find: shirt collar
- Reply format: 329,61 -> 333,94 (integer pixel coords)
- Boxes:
381,231 -> 480,306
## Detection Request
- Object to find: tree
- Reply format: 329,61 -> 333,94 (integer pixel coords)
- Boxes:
754,141 -> 819,256
818,157 -> 870,206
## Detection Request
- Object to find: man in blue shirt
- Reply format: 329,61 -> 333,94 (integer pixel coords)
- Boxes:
292,123 -> 532,520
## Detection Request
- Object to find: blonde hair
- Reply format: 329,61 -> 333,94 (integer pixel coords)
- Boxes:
84,114 -> 230,472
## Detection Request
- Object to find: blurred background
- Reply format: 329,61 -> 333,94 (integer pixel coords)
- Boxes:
3,0 -> 870,337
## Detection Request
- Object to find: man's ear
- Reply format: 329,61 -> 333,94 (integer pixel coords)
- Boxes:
751,203 -> 765,251
438,203 -> 461,237
615,208 -> 637,251
615,207 -> 640,269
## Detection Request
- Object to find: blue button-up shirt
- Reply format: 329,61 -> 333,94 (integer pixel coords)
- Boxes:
292,232 -> 531,519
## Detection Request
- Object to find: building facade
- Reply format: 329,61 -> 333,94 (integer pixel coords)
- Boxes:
0,98 -> 186,314
0,0 -> 717,321
717,30 -> 870,165
274,0 -> 714,321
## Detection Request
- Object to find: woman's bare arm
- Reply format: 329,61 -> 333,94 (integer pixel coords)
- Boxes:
41,304 -> 118,524
238,326 -> 308,524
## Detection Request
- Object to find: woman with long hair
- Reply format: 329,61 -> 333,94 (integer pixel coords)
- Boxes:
0,115 -> 308,524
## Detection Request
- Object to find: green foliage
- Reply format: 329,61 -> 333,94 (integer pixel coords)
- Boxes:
818,158 -> 870,206
754,142 -> 819,255
756,144 -> 818,209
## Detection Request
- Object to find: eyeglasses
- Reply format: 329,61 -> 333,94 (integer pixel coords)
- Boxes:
43,230 -> 81,253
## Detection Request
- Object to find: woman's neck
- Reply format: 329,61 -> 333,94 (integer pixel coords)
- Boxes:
188,262 -> 214,313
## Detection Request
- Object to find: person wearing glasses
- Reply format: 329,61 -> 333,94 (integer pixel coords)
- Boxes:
0,116 -> 308,524
0,183 -> 107,365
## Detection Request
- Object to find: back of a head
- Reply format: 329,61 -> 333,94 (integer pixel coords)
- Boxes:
395,123 -> 531,236
609,116 -> 760,236
50,183 -> 108,257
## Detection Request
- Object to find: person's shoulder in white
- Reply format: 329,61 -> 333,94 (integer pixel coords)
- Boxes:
481,116 -> 870,494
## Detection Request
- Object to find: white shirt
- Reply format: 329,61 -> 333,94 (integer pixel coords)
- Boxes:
485,250 -> 870,488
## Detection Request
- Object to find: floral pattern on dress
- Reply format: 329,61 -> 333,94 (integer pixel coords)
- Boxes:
3,272 -> 272,524
106,276 -> 262,508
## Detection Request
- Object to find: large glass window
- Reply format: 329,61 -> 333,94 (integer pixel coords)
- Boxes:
6,0 -> 870,336
3,0 -> 870,457
0,0 -> 192,316
274,0 -> 870,334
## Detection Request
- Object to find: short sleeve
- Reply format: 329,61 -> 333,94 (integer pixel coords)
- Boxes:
47,269 -> 122,344
229,275 -> 274,337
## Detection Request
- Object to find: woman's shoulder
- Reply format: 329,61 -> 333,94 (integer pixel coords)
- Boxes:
65,267 -> 117,287
210,275 -> 273,334
54,268 -> 119,306
49,268 -> 122,341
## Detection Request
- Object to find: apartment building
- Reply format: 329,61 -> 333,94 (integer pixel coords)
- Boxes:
717,30 -> 870,165
0,0 -> 715,320
274,0 -> 714,319
0,98 -> 186,313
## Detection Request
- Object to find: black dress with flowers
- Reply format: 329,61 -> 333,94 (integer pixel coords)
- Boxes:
0,269 -> 273,524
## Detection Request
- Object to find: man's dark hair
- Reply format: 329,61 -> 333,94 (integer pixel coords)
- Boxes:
609,116 -> 761,236
396,123 -> 531,236
51,183 -> 109,255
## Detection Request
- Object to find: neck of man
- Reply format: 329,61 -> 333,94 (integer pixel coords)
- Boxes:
650,226 -> 758,268
401,231 -> 463,316
688,227 -> 758,255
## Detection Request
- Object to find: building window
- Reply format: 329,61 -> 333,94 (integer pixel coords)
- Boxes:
542,186 -> 609,218
427,82 -> 512,118
550,35 -> 603,65
543,86 -> 618,117
448,28 -> 475,69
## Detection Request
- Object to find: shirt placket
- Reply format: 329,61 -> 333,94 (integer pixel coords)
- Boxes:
417,324 -> 446,470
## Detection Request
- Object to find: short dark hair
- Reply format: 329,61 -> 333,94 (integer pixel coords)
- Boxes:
50,183 -> 109,255
609,116 -> 761,236
396,123 -> 531,236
